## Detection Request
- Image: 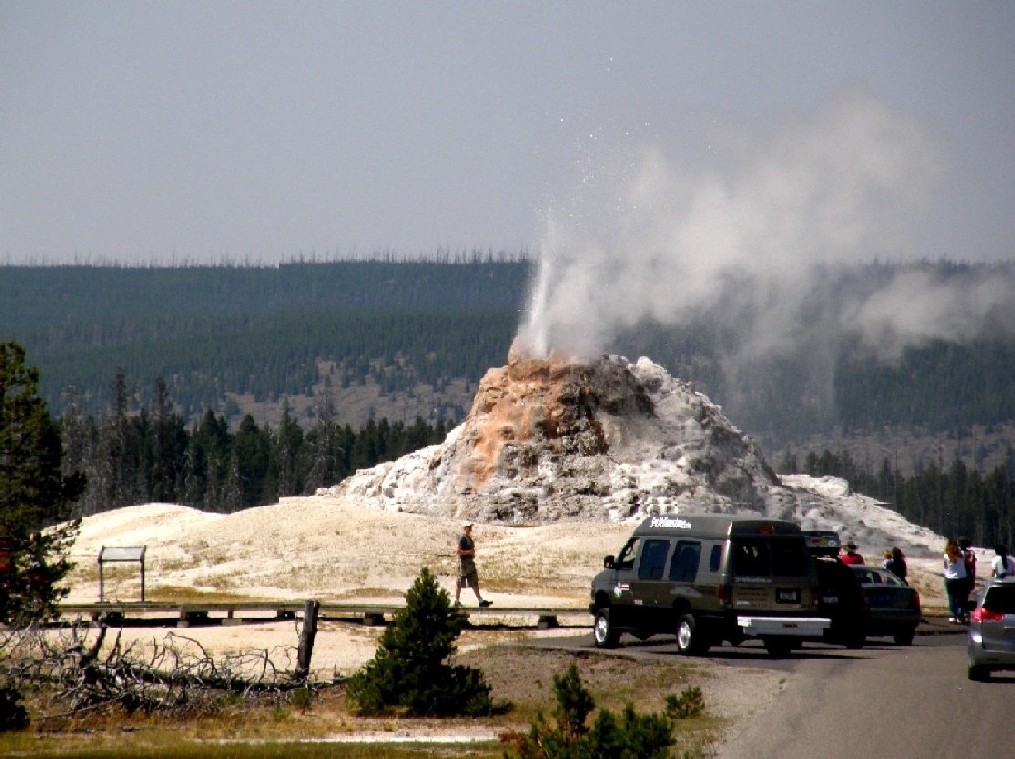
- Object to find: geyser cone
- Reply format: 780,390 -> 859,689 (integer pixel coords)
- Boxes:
324,349 -> 779,523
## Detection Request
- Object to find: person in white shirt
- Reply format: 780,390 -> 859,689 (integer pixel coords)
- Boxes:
991,545 -> 1015,578
943,539 -> 968,623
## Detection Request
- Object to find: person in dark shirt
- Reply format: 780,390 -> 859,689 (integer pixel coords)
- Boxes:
454,521 -> 492,608
884,546 -> 908,584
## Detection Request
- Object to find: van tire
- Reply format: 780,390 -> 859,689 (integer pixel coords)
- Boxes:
675,613 -> 709,655
763,638 -> 793,658
967,664 -> 989,681
844,633 -> 866,650
593,608 -> 620,649
893,627 -> 916,646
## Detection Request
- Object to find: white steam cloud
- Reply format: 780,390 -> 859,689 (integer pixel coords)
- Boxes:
516,91 -> 1013,371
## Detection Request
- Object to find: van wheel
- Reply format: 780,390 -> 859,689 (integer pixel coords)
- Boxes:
967,664 -> 989,681
764,638 -> 793,658
843,627 -> 866,649
593,608 -> 620,649
676,613 -> 709,655
893,628 -> 916,646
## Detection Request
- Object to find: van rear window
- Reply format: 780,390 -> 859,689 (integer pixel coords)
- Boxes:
732,538 -> 809,578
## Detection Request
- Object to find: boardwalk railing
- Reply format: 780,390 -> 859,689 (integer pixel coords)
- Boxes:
57,601 -> 590,629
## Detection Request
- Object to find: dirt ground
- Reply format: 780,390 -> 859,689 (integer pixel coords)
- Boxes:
48,495 -> 962,751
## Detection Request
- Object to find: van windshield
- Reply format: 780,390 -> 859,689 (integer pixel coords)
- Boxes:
731,537 -> 809,578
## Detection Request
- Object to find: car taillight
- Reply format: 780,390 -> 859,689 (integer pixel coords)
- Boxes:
970,607 -> 1004,623
910,590 -> 921,611
718,583 -> 732,606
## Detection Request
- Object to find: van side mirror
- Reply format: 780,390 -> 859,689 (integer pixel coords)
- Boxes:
603,555 -> 615,569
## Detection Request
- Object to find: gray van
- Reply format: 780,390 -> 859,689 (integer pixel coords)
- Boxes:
589,514 -> 829,656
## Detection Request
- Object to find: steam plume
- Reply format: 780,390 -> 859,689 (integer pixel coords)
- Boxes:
516,91 -> 1014,409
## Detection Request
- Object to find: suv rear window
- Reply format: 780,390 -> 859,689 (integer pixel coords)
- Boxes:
732,537 -> 809,578
984,585 -> 1015,614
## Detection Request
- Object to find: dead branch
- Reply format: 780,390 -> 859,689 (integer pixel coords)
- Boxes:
1,621 -> 320,722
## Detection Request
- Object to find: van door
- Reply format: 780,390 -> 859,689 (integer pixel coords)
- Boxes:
629,538 -> 671,630
729,536 -> 812,612
608,537 -> 642,628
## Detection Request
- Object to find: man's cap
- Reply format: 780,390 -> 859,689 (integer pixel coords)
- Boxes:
845,541 -> 858,549
462,520 -> 474,528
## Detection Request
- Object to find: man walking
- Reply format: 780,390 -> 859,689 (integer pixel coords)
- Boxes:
455,521 -> 492,608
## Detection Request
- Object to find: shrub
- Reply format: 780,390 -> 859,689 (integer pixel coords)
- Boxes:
346,566 -> 492,716
0,685 -> 29,731
665,686 -> 705,719
507,662 -> 675,758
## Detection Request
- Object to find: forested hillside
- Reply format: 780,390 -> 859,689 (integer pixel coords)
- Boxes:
2,259 -> 527,424
2,259 -> 1013,471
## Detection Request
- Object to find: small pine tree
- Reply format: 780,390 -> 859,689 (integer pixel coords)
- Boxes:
1,342 -> 85,626
508,663 -> 675,759
346,566 -> 492,717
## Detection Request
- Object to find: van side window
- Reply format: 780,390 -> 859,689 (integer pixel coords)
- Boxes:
639,539 -> 670,580
709,544 -> 722,572
669,541 -> 701,581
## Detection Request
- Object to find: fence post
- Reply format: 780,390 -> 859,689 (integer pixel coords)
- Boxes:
296,599 -> 320,680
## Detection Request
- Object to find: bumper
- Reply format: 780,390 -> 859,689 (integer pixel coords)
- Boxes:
737,616 -> 830,638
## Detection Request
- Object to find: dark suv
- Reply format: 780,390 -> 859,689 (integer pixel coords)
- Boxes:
813,556 -> 868,648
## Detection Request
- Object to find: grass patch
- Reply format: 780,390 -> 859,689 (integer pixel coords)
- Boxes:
2,645 -> 725,758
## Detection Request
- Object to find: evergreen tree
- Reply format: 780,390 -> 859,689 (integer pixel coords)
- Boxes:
345,567 -> 492,716
275,401 -> 303,497
151,376 -> 185,502
303,395 -> 344,491
233,414 -> 271,508
0,342 -> 84,625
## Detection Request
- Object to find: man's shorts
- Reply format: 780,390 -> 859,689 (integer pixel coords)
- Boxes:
457,564 -> 479,590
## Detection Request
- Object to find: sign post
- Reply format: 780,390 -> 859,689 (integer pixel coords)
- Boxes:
98,546 -> 147,602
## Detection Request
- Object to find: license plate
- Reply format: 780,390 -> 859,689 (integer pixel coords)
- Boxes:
777,589 -> 801,603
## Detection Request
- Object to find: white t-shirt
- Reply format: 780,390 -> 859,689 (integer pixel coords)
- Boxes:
992,555 -> 1015,578
944,555 -> 967,580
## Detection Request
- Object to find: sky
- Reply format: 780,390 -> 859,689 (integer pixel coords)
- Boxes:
2,2 -> 1013,268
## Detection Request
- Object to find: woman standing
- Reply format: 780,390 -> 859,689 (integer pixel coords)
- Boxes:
886,546 -> 908,584
991,545 -> 1015,578
943,539 -> 968,624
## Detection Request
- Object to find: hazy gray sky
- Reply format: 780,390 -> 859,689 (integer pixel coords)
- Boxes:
2,1 -> 1013,265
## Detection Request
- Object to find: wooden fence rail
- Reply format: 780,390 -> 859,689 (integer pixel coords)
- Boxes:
56,601 -> 589,630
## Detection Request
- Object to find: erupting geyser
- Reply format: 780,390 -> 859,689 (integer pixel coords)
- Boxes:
322,345 -> 780,523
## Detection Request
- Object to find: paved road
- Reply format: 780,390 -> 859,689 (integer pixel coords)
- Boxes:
531,623 -> 1015,757
717,634 -> 1013,758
